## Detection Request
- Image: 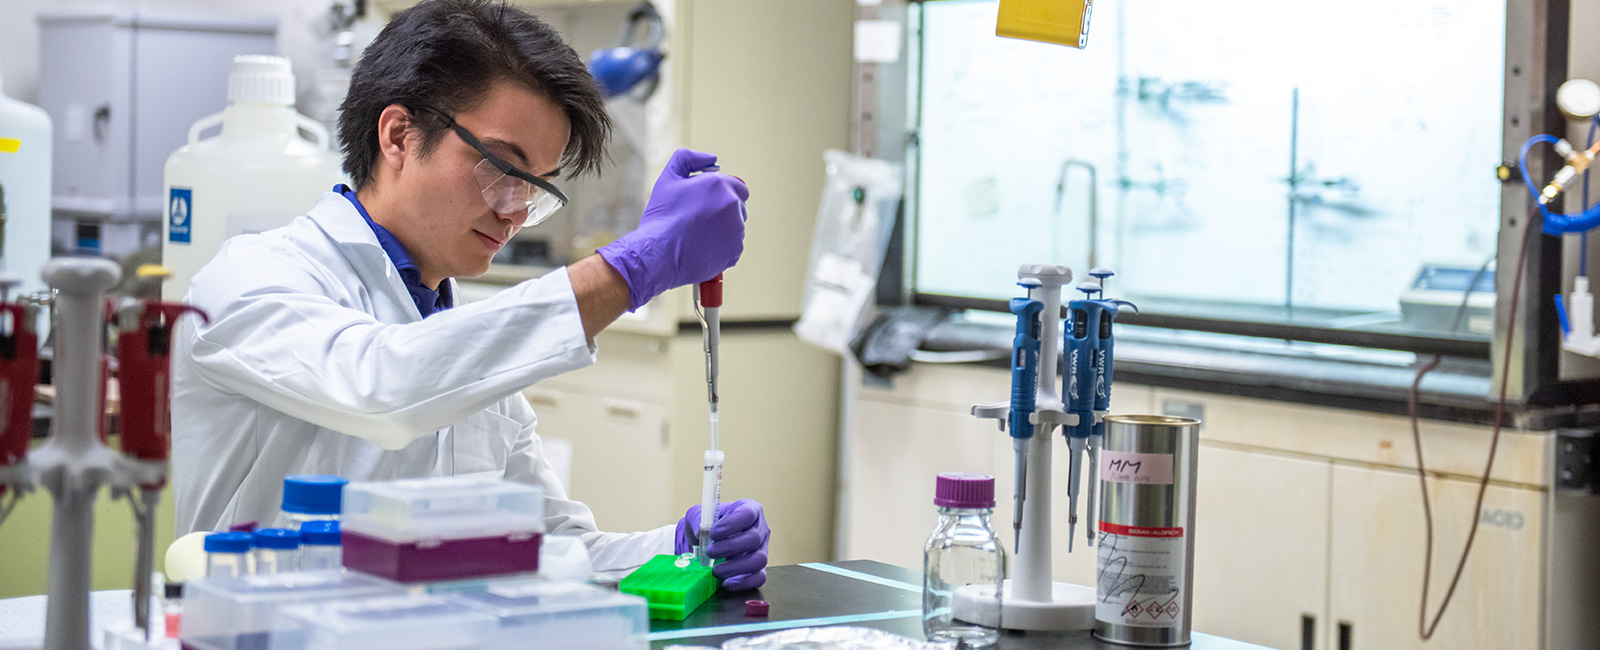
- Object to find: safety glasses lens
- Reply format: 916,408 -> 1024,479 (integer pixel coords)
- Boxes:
474,159 -> 566,227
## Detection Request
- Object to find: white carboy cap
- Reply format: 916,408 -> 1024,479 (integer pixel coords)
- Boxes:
228,55 -> 295,106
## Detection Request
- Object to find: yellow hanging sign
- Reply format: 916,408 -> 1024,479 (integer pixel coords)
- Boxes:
996,0 -> 1094,49
0,138 -> 20,154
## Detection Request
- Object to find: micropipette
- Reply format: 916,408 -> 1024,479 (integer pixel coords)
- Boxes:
1005,296 -> 1044,553
693,272 -> 724,567
1065,270 -> 1133,551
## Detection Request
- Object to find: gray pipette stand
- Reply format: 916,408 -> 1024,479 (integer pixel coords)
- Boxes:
31,258 -> 122,650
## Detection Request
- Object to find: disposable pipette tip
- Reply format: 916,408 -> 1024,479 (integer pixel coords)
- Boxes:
709,410 -> 720,452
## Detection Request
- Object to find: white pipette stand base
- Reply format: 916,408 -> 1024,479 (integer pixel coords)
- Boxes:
952,580 -> 1096,632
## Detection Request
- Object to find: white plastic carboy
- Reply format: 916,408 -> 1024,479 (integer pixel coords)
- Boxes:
162,54 -> 345,301
0,63 -> 54,299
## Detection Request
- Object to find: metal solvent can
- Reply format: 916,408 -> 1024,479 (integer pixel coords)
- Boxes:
1094,415 -> 1200,647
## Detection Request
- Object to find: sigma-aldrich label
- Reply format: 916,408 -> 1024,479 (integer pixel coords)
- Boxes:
1096,521 -> 1185,628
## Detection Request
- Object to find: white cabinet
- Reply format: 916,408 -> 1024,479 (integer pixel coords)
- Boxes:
525,328 -> 841,565
1326,464 -> 1542,650
526,385 -> 672,534
841,363 -> 1568,650
1191,446 -> 1330,650
839,362 -> 1154,585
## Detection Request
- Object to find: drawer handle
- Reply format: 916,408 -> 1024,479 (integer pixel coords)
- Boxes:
524,388 -> 562,406
1338,620 -> 1352,650
605,399 -> 643,418
1301,614 -> 1315,650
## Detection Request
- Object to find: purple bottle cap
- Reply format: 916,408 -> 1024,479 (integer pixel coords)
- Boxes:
934,472 -> 995,509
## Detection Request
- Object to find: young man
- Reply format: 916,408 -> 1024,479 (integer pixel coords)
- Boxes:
170,0 -> 767,589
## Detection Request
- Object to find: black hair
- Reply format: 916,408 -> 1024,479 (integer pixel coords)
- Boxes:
337,0 -> 612,189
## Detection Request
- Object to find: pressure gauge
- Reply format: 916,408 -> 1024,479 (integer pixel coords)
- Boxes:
1556,79 -> 1600,121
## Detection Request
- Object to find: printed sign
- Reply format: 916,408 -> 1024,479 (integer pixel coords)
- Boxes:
168,188 -> 193,244
1097,521 -> 1186,628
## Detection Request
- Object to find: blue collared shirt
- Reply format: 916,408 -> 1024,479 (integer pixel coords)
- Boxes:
336,184 -> 453,318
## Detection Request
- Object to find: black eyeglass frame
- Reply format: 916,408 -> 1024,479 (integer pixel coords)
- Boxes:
416,106 -> 571,207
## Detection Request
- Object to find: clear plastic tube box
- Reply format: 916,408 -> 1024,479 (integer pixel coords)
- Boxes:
340,477 -> 545,583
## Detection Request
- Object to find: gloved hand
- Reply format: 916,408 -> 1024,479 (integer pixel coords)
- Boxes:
674,498 -> 770,591
598,148 -> 749,311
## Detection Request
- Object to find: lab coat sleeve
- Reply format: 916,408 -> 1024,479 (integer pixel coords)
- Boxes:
183,237 -> 597,450
502,393 -> 676,575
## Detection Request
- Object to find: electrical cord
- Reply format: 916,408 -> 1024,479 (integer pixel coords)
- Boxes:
1583,116 -> 1598,276
1409,203 -> 1535,640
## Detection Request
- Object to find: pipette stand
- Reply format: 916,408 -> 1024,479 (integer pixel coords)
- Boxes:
970,264 -> 1096,631
30,258 -> 125,650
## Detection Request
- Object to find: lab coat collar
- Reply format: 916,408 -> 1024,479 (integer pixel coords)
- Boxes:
306,191 -> 386,250
304,190 -> 441,322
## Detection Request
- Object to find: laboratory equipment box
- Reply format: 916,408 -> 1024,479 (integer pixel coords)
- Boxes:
180,571 -> 398,650
269,595 -> 497,650
451,580 -> 649,650
36,5 -> 275,254
340,477 -> 545,583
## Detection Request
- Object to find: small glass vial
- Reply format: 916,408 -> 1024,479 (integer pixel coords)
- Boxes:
252,528 -> 301,575
923,472 -> 1004,647
203,532 -> 253,577
282,474 -> 347,525
162,582 -> 183,639
299,520 -> 343,571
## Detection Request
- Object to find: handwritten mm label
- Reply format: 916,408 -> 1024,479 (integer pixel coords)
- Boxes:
1100,451 -> 1174,484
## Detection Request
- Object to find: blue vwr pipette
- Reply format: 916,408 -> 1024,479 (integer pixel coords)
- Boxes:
1006,296 -> 1044,552
1064,269 -> 1134,551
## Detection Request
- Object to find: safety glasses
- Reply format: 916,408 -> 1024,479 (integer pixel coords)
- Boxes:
419,107 -> 569,227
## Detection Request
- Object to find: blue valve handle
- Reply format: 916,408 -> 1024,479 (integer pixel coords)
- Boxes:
1006,297 -> 1044,553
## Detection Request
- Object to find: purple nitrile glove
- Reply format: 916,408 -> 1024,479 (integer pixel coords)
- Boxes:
674,498 -> 770,591
598,148 -> 749,311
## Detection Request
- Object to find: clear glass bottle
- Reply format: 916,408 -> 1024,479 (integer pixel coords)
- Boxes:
923,472 -> 1004,647
252,528 -> 301,575
203,532 -> 253,577
299,520 -> 343,571
282,474 -> 348,525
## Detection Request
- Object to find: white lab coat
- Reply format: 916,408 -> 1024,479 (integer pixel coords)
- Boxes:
170,191 -> 675,574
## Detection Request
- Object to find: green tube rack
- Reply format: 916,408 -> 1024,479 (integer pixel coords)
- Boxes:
619,554 -> 717,621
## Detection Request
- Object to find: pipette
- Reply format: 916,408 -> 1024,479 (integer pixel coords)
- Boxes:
1005,296 -> 1043,552
1065,270 -> 1133,551
115,266 -> 207,639
1063,283 -> 1096,552
692,273 -> 724,567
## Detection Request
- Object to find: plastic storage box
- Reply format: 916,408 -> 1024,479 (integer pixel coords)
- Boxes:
180,571 -> 397,650
452,580 -> 649,650
618,554 -> 717,621
340,477 -> 545,583
269,595 -> 496,650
